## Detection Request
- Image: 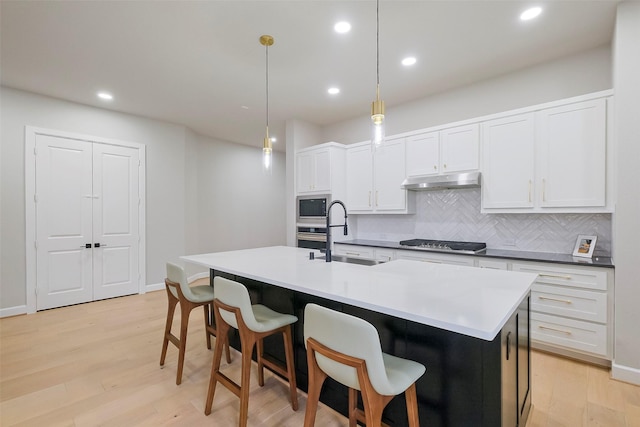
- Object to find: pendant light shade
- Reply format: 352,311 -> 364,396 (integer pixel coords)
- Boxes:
260,35 -> 274,171
371,0 -> 385,149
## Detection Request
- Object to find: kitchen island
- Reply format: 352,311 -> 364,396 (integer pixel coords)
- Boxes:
182,246 -> 537,427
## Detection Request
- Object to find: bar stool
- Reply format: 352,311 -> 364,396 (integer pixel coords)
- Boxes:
303,303 -> 426,427
160,262 -> 231,385
204,276 -> 298,427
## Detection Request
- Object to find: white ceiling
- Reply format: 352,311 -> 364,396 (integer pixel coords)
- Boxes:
1,1 -> 619,152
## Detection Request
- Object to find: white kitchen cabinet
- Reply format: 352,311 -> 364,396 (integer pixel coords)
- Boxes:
537,99 -> 606,208
296,143 -> 345,195
478,259 -> 509,270
512,261 -> 612,361
346,139 -> 413,214
481,113 -> 535,209
406,124 -> 479,177
396,249 -> 475,267
481,95 -> 610,213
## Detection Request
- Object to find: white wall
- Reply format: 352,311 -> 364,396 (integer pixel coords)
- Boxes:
612,1 -> 640,384
195,132 -> 286,254
0,87 -> 287,311
321,45 -> 612,144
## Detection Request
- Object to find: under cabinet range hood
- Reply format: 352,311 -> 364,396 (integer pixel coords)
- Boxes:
400,172 -> 481,191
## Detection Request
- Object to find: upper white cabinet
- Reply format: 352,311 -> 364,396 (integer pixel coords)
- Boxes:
537,99 -> 606,208
406,124 -> 479,177
481,95 -> 610,213
482,113 -> 535,209
296,143 -> 346,196
346,138 -> 413,214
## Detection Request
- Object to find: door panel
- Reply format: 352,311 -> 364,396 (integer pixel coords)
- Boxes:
93,144 -> 139,300
35,134 -> 93,310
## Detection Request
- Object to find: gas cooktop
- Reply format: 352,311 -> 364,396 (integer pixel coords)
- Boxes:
399,239 -> 487,254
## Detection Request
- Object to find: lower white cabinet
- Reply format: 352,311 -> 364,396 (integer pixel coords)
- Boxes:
395,249 -> 475,267
512,262 -> 612,361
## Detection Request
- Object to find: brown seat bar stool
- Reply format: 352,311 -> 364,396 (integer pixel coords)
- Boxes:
160,262 -> 230,385
204,276 -> 298,427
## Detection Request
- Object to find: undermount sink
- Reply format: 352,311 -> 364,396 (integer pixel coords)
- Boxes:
317,254 -> 386,266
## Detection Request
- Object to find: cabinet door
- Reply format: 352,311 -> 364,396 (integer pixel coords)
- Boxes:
537,99 -> 606,207
296,152 -> 315,193
374,137 -> 407,211
406,131 -> 440,176
346,144 -> 374,212
482,114 -> 535,209
501,312 -> 518,427
313,149 -> 331,192
441,123 -> 479,173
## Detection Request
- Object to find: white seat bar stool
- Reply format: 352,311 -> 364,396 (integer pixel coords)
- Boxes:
160,262 -> 230,385
204,276 -> 299,427
303,303 -> 426,427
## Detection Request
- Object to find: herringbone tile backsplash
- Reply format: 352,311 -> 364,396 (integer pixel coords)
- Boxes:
354,188 -> 612,256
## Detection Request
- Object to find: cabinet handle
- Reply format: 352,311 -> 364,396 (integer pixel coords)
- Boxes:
433,165 -> 437,170
538,274 -> 572,280
506,331 -> 512,360
421,260 -> 442,264
368,191 -> 372,207
346,252 -> 361,256
376,191 -> 379,207
538,325 -> 572,335
443,163 -> 447,169
528,180 -> 532,203
538,295 -> 573,304
542,178 -> 546,202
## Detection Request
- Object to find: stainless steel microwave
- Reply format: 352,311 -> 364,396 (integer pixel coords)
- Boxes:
297,195 -> 330,222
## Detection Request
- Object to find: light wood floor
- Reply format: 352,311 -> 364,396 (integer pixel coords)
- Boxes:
1,288 -> 639,427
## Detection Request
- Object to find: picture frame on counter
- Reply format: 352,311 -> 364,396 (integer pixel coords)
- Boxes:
573,234 -> 597,258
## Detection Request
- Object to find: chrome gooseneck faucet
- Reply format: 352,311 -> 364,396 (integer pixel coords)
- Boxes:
325,200 -> 348,262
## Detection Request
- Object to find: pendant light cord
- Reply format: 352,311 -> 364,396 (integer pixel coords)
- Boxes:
265,42 -> 269,134
376,0 -> 380,88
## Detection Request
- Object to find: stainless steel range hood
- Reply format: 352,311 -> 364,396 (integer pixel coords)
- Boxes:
401,172 -> 481,191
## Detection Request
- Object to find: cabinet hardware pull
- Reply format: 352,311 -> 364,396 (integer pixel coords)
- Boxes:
376,191 -> 379,207
443,163 -> 447,169
538,296 -> 573,304
434,165 -> 437,170
421,260 -> 442,264
368,191 -> 372,207
346,252 -> 361,256
506,331 -> 512,360
528,180 -> 532,203
538,325 -> 572,335
539,274 -> 572,280
542,178 -> 546,202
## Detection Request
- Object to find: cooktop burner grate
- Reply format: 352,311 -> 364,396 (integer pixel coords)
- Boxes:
399,239 -> 487,254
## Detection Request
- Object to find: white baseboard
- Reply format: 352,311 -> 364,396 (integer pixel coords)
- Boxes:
0,305 -> 27,318
612,361 -> 640,386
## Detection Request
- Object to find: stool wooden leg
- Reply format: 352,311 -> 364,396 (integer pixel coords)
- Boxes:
256,338 -> 265,387
160,292 -> 178,366
283,326 -> 298,411
303,347 -> 328,427
204,304 -> 212,350
405,383 -> 420,427
176,300 -> 194,385
204,321 -> 228,415
239,336 -> 257,427
348,388 -> 358,427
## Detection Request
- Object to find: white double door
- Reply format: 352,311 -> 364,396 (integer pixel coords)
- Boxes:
35,134 -> 140,310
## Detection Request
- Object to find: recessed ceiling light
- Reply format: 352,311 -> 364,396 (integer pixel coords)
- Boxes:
402,57 -> 417,67
520,7 -> 542,21
334,21 -> 351,34
328,87 -> 340,95
97,91 -> 113,101
241,105 -> 249,110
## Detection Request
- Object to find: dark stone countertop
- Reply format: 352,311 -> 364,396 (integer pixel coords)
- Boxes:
335,239 -> 614,268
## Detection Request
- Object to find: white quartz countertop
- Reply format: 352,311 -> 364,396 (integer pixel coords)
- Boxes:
181,246 -> 537,341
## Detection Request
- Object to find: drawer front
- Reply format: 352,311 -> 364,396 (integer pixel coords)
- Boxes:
531,312 -> 607,357
532,284 -> 607,323
333,244 -> 375,259
396,249 -> 475,267
478,259 -> 509,270
375,248 -> 396,262
512,263 -> 607,291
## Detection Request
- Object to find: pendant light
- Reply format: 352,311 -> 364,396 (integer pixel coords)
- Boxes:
371,0 -> 385,150
260,34 -> 274,171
